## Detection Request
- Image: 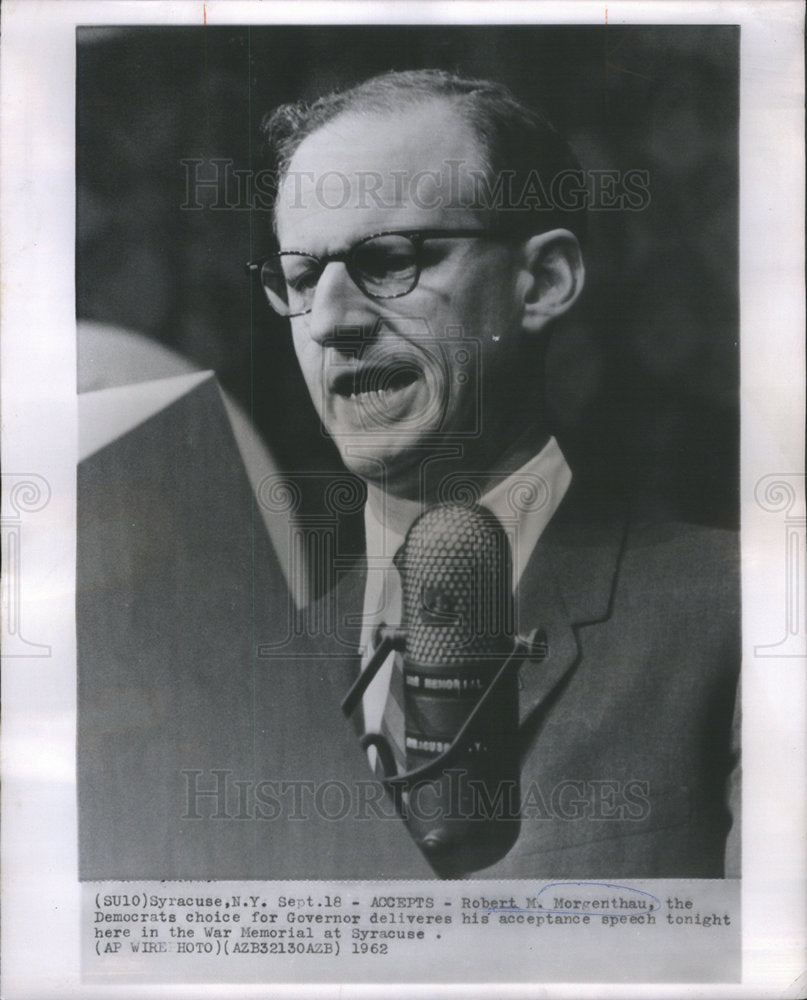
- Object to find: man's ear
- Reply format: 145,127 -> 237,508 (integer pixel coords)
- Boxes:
518,229 -> 585,333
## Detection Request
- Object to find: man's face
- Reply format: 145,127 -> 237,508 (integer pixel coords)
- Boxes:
275,101 -> 531,497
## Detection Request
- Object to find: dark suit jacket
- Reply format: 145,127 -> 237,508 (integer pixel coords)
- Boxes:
308,486 -> 740,879
78,375 -> 738,879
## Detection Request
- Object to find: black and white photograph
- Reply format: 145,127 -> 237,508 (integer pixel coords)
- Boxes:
77,21 -> 741,882
1,2 -> 804,997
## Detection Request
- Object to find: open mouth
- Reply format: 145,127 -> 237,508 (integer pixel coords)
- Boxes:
331,363 -> 421,402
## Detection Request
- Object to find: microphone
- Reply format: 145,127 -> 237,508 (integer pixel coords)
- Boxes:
391,502 -> 521,875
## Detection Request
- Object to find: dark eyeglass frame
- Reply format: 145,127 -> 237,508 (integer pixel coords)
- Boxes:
245,228 -> 507,317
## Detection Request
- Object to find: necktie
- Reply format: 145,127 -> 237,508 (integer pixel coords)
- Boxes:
360,555 -> 404,775
378,642 -> 406,776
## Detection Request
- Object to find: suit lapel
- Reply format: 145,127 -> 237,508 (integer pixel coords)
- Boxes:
515,489 -> 627,727
314,559 -> 367,739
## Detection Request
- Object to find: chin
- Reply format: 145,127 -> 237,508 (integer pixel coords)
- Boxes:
334,438 -> 426,494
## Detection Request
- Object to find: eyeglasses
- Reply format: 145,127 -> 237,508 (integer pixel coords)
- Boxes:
245,229 -> 503,317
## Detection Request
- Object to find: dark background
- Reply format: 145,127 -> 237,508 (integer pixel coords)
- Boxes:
77,25 -> 739,564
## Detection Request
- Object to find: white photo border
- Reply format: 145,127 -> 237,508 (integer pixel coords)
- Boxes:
1,1 -> 804,997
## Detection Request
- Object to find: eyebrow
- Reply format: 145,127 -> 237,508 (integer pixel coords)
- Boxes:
277,227 -> 493,256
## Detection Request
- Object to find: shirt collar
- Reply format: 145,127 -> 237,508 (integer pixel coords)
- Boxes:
363,436 -> 572,588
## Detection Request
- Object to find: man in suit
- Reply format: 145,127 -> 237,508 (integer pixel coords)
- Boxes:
254,69 -> 739,878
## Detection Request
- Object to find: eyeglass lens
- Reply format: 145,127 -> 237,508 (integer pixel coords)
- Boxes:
260,233 -> 420,316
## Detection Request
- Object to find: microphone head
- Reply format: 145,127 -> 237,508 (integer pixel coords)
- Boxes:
394,502 -> 514,668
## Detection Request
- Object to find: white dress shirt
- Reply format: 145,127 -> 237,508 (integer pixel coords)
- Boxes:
359,436 -> 572,735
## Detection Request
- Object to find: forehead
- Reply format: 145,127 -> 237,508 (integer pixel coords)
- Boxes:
275,100 -> 486,249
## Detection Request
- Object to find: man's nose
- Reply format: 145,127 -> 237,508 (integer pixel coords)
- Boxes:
304,261 -> 369,347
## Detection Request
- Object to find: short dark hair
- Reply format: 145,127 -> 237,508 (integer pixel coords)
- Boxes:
261,68 -> 587,242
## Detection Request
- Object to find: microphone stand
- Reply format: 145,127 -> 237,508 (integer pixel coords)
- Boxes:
341,628 -> 547,791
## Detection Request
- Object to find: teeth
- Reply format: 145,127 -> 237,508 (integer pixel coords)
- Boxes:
348,387 -> 393,401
